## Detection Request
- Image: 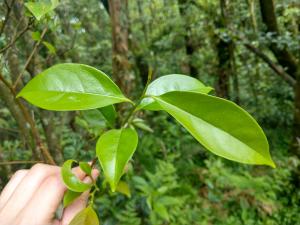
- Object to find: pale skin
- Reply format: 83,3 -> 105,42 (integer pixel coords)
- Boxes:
0,163 -> 99,225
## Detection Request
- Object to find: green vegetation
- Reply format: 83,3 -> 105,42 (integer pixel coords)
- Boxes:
0,0 -> 299,224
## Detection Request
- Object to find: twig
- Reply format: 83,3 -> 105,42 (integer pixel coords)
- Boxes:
0,73 -> 15,95
13,27 -> 48,90
121,68 -> 153,127
90,157 -> 98,168
0,127 -> 19,133
0,160 -> 43,166
0,72 -> 56,165
0,0 -> 16,36
243,43 -> 296,87
0,20 -> 33,54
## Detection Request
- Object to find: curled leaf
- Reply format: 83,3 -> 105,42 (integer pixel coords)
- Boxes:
61,160 -> 92,192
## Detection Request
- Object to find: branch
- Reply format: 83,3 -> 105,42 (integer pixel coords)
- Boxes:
259,0 -> 298,78
0,72 -> 56,165
244,42 -> 296,86
0,0 -> 16,36
0,73 -> 16,95
0,19 -> 33,54
13,27 -> 48,90
0,160 -> 43,166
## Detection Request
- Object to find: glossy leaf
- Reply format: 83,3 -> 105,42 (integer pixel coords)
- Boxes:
31,31 -> 41,41
63,190 -> 81,208
138,74 -> 213,110
153,91 -> 275,167
17,63 -> 130,111
79,162 -> 92,176
69,206 -> 99,225
61,160 -> 92,192
25,0 -> 59,20
116,181 -> 131,197
132,118 -> 153,133
42,41 -> 56,54
96,128 -> 138,191
99,105 -> 117,128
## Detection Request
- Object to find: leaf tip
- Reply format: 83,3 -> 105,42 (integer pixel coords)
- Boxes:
16,92 -> 22,98
268,160 -> 276,169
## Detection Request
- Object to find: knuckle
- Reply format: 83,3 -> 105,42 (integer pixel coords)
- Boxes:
31,163 -> 46,171
30,163 -> 50,176
30,163 -> 60,179
12,169 -> 28,178
44,175 -> 64,189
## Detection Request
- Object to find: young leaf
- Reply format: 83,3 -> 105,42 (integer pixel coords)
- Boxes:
138,74 -> 213,110
17,63 -> 130,111
31,31 -> 41,41
63,190 -> 81,208
153,91 -> 275,167
69,206 -> 99,225
61,160 -> 92,192
25,0 -> 59,21
79,162 -> 92,176
99,105 -> 117,128
132,118 -> 153,133
154,202 -> 169,221
96,128 -> 138,191
42,41 -> 56,54
116,181 -> 131,197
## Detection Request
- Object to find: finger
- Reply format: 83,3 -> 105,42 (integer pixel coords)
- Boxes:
72,166 -> 86,179
18,173 -> 66,223
61,190 -> 90,225
0,163 -> 60,219
0,169 -> 28,210
60,169 -> 99,225
18,168 -> 99,225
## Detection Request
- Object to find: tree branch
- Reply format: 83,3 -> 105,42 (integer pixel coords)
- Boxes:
0,0 -> 16,36
0,160 -> 43,166
259,0 -> 298,79
244,42 -> 296,86
0,19 -> 33,54
0,72 -> 56,165
13,27 -> 48,90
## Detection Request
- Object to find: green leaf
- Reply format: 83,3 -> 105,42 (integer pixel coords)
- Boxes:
153,202 -> 169,221
138,74 -> 213,110
96,128 -> 138,191
99,105 -> 117,128
132,118 -> 153,133
42,41 -> 56,54
63,190 -> 81,208
31,31 -> 41,41
25,0 -> 59,21
116,181 -> 131,197
69,206 -> 99,225
61,160 -> 92,192
17,63 -> 130,111
79,162 -> 92,176
153,91 -> 275,167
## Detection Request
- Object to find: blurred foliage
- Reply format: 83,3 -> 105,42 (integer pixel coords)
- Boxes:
1,0 -> 300,224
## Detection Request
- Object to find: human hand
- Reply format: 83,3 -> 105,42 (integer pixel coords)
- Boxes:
0,163 -> 99,225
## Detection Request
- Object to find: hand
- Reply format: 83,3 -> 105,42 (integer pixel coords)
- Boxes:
0,163 -> 99,225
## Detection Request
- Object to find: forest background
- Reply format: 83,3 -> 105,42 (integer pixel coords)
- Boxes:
0,0 -> 299,224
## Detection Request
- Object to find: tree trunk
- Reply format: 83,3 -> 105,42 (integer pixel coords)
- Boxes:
108,0 -> 133,96
178,0 -> 198,77
0,82 -> 32,147
293,82 -> 300,155
134,0 -> 150,86
28,53 -> 64,164
215,0 -> 233,99
259,0 -> 300,155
